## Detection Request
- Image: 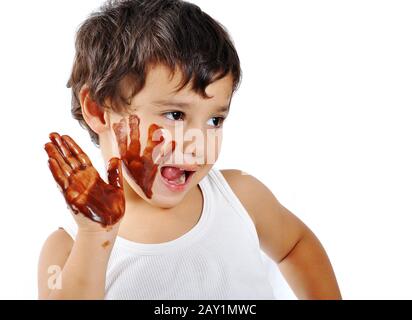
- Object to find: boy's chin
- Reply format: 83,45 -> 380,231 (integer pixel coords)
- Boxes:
145,195 -> 182,209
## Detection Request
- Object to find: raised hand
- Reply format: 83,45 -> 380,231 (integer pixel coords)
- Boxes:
44,133 -> 125,228
112,115 -> 176,199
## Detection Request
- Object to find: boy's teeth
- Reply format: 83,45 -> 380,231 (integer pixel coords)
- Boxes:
167,171 -> 186,185
176,172 -> 186,184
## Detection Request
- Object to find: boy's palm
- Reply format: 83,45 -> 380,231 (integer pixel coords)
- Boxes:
45,133 -> 125,231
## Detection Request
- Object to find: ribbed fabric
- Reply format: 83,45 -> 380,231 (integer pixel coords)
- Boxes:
61,167 -> 276,300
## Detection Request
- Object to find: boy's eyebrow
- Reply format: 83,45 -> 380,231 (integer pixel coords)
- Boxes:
152,99 -> 230,112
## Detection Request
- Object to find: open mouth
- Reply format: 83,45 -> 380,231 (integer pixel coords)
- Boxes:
160,166 -> 196,187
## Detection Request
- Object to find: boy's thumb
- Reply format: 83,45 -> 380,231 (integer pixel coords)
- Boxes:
107,157 -> 123,189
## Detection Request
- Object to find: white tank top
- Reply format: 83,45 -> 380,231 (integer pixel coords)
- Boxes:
61,167 -> 276,299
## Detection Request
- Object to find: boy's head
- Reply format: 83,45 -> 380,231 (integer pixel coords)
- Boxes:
66,0 -> 241,208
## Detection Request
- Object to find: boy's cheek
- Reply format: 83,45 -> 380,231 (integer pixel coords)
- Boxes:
205,130 -> 223,165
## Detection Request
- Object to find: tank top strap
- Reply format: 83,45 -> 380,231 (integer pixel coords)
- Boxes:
206,168 -> 260,247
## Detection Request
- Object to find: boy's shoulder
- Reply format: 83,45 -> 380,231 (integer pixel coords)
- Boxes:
39,227 -> 74,263
220,169 -> 307,263
219,169 -> 278,226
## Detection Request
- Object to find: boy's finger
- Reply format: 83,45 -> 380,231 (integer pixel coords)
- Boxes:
61,135 -> 92,167
50,133 -> 81,170
128,114 -> 141,157
107,157 -> 123,189
163,140 -> 177,163
113,118 -> 127,159
161,136 -> 176,158
143,124 -> 165,159
44,142 -> 72,177
48,158 -> 69,191
153,138 -> 176,165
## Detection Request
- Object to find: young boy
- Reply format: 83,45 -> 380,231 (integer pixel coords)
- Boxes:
38,0 -> 341,299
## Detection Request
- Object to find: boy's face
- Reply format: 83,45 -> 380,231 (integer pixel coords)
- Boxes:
100,63 -> 233,208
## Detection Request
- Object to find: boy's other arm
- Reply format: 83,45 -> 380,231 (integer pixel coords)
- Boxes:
221,170 -> 342,300
38,227 -> 117,299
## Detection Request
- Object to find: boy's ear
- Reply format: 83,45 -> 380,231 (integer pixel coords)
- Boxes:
79,85 -> 108,134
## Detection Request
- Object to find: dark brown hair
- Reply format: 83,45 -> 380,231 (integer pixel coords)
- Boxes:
66,0 -> 242,147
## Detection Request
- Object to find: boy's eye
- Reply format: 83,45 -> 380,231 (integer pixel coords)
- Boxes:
164,111 -> 185,121
207,117 -> 225,128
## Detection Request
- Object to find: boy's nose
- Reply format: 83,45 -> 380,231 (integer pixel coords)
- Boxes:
184,126 -> 208,160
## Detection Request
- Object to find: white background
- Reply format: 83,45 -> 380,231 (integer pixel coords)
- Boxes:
0,0 -> 411,299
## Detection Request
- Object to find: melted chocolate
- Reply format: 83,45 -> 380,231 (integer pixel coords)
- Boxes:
45,133 -> 125,227
113,115 -> 176,199
101,240 -> 111,248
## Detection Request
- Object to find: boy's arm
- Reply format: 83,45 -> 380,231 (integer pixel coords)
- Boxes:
221,170 -> 342,300
38,227 -> 118,300
40,132 -> 126,299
